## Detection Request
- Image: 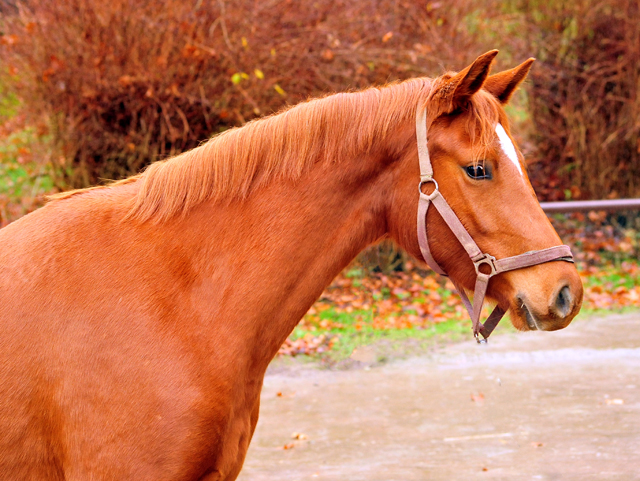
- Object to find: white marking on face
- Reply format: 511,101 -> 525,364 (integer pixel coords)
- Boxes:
495,123 -> 523,176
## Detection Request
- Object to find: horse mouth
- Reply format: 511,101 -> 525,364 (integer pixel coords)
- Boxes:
516,297 -> 539,331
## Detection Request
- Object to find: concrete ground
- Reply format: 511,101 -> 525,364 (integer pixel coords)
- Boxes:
238,313 -> 640,481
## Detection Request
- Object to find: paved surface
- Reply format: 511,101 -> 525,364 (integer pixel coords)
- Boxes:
238,314 -> 640,481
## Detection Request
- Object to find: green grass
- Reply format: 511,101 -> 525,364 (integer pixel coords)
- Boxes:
289,303 -> 473,363
326,317 -> 470,362
585,270 -> 636,289
0,82 -> 20,121
0,127 -> 54,192
0,77 -> 55,221
0,126 -> 54,222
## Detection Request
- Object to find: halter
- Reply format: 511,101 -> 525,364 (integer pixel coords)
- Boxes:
415,106 -> 574,343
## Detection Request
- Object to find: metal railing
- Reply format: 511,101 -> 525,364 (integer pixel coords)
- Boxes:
540,199 -> 640,213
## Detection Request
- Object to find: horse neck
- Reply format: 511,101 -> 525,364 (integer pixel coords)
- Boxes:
170,140 -> 403,368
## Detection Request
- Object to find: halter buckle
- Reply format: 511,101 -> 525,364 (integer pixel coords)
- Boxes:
473,253 -> 497,277
418,176 -> 439,200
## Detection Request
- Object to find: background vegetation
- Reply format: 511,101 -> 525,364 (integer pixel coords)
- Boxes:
524,0 -> 640,200
2,0 -> 637,199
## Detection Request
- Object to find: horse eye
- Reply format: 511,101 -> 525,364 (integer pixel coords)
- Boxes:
465,164 -> 492,180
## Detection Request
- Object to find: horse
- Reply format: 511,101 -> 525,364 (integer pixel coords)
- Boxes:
0,50 -> 582,480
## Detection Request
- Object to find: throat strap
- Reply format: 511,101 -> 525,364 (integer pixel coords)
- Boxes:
415,105 -> 574,342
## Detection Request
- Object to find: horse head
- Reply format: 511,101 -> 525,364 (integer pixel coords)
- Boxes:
390,51 -> 583,334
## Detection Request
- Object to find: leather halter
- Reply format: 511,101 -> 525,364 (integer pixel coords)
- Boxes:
415,106 -> 574,343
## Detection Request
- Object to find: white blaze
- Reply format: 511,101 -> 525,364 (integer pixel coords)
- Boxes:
495,123 -> 523,176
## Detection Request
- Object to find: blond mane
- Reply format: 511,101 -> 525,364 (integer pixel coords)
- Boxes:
52,75 -> 502,222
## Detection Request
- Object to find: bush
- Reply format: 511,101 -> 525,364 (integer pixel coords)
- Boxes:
3,0 -> 640,200
2,0 -> 506,187
524,0 -> 640,200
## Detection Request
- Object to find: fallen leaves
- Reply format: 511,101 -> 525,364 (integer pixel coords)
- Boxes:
281,432 -> 308,450
276,391 -> 295,398
381,31 -> 394,43
278,333 -> 336,356
277,270 -> 468,356
579,262 -> 640,310
321,49 -> 334,62
470,392 -> 485,405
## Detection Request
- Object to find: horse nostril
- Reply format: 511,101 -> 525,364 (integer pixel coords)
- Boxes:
554,285 -> 572,318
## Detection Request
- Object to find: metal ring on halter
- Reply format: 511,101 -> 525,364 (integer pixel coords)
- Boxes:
474,332 -> 488,344
418,177 -> 439,201
473,253 -> 497,277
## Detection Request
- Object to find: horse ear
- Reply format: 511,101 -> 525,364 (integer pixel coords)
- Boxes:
484,58 -> 535,104
434,50 -> 499,113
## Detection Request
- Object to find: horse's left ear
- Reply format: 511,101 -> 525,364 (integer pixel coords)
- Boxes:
432,50 -> 498,114
483,58 -> 535,104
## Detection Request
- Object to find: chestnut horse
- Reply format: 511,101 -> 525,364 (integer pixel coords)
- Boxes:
0,51 -> 582,480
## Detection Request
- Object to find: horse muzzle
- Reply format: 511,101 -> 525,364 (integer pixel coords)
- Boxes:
515,280 -> 583,332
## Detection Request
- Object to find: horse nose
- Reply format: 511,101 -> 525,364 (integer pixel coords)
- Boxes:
551,284 -> 573,319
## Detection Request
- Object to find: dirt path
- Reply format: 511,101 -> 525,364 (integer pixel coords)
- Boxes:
238,313 -> 640,481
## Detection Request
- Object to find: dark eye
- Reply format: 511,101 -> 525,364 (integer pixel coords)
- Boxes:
465,164 -> 492,180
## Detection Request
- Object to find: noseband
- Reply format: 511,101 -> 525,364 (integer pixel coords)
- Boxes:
415,106 -> 574,343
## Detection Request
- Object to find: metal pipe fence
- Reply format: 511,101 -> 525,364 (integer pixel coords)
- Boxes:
540,199 -> 640,213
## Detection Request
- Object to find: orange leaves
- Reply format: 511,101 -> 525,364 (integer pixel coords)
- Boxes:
117,75 -> 134,87
321,49 -> 334,62
278,333 -> 336,356
181,44 -> 199,58
584,282 -> 640,310
550,213 -> 640,312
278,267 -> 467,357
41,56 -> 64,83
470,392 -> 485,404
0,34 -> 19,46
363,272 -> 462,329
587,210 -> 607,223
181,43 -> 218,60
281,432 -> 308,450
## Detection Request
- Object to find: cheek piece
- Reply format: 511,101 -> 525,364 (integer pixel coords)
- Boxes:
415,106 -> 574,343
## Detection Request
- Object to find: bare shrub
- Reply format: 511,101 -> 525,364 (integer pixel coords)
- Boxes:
2,0 -> 505,187
524,0 -> 640,200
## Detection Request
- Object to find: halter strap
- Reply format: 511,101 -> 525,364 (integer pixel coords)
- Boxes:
415,105 -> 574,342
